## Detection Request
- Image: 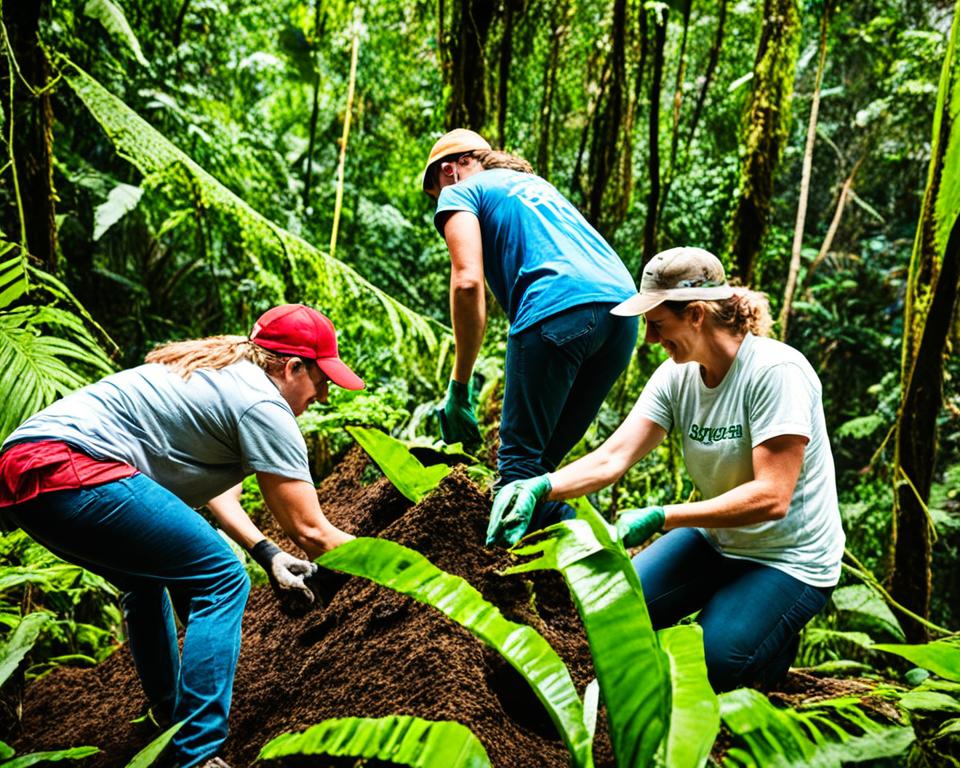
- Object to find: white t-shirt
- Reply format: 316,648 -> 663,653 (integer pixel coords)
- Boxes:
635,333 -> 844,587
3,361 -> 312,508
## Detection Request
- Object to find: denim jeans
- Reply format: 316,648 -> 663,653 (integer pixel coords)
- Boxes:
632,528 -> 832,692
498,302 -> 638,531
7,474 -> 250,767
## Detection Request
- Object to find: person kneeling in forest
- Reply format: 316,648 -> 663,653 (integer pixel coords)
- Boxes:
0,304 -> 364,767
422,129 -> 638,541
489,247 -> 845,692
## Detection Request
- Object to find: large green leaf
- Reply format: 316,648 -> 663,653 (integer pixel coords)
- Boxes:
0,306 -> 115,442
345,426 -> 450,503
874,637 -> 960,682
62,61 -> 448,373
1,746 -> 100,768
831,585 -> 905,641
0,612 -> 52,688
83,0 -> 148,66
317,538 -> 593,768
658,624 -> 719,768
259,716 -> 490,767
123,721 -> 184,768
0,242 -> 28,309
506,514 -> 669,768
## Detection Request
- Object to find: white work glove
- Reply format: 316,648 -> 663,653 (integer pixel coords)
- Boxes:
247,539 -> 318,617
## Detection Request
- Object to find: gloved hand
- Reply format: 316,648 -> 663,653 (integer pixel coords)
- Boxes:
436,379 -> 481,451
615,506 -> 666,548
486,474 -> 552,547
248,539 -> 319,617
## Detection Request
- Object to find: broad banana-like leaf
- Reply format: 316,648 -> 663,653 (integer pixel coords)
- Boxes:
318,538 -> 593,768
259,716 -> 491,767
874,637 -> 960,682
0,306 -> 115,442
1,746 -> 100,768
62,60 -> 448,371
506,514 -> 669,768
93,183 -> 143,241
83,0 -> 148,66
0,242 -> 28,309
124,721 -> 184,768
345,426 -> 450,503
0,612 -> 52,688
658,624 -> 719,768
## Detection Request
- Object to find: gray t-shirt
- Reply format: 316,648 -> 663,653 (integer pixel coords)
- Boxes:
3,361 -> 312,507
636,333 -> 845,587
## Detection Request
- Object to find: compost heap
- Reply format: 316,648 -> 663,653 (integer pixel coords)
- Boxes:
12,446 -> 615,768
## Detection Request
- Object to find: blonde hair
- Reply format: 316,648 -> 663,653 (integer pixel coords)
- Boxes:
666,287 -> 773,337
468,149 -> 534,174
145,335 -> 291,378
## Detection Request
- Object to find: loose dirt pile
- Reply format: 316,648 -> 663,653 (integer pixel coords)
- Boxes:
12,448 -> 614,767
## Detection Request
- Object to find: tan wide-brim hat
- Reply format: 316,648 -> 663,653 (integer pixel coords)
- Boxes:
612,246 -> 734,316
421,128 -> 491,193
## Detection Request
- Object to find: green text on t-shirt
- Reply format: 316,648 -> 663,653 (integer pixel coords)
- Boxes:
688,423 -> 743,444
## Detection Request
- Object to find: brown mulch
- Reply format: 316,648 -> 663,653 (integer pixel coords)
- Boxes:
12,449 -> 613,768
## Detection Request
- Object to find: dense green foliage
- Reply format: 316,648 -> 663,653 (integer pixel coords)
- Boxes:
1,0 -> 960,763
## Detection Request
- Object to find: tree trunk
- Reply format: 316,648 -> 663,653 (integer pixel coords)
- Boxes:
890,0 -> 960,643
685,0 -> 728,153
2,0 -> 57,272
726,0 -> 800,284
496,0 -> 517,148
640,5 -> 667,270
441,0 -> 496,131
656,0 -> 693,229
536,3 -> 569,177
302,0 -> 325,211
586,0 -> 628,233
780,1 -> 832,340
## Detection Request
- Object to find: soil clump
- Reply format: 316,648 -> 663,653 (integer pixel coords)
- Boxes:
12,448 -> 613,767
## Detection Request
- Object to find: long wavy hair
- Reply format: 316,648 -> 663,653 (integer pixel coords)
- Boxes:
144,335 -> 291,378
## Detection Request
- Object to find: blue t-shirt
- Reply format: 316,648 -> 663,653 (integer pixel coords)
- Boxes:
435,168 -> 636,334
2,361 -> 312,508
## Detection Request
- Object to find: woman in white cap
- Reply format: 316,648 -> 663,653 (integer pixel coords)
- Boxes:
422,129 -> 639,545
490,248 -> 844,691
0,304 -> 363,766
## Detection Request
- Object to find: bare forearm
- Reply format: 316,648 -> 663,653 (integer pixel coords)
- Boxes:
257,473 -> 353,559
547,448 -> 631,500
451,284 -> 485,384
664,479 -> 788,529
206,484 -> 264,549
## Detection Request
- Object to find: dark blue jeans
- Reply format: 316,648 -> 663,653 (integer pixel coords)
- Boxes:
633,528 -> 832,692
498,302 -> 638,531
7,474 -> 250,767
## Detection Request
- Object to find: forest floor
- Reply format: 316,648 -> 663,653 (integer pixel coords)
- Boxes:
10,447 -> 873,767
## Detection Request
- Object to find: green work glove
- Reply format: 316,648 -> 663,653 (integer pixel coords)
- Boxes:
615,506 -> 666,548
486,474 -> 552,547
436,379 -> 481,450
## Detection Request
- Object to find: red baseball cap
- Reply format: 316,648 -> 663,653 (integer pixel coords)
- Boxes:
249,304 -> 364,391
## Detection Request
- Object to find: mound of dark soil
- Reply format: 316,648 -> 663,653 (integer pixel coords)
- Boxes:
12,448 -> 614,767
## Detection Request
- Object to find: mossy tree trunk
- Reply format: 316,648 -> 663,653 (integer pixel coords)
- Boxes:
640,4 -> 667,268
726,0 -> 800,284
1,0 -> 57,270
440,0 -> 496,131
890,0 -> 960,643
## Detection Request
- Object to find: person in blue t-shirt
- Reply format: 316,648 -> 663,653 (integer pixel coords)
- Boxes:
421,129 -> 638,544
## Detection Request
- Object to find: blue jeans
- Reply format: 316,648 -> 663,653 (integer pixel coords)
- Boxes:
7,474 -> 249,767
498,302 -> 638,531
633,528 -> 832,692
